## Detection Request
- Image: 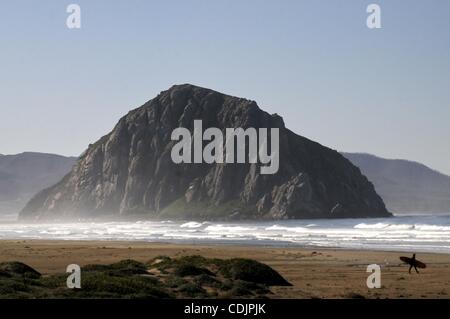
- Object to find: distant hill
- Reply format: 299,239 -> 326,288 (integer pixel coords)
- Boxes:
342,153 -> 450,214
0,152 -> 76,217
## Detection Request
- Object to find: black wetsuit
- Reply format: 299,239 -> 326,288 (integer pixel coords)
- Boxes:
409,254 -> 419,274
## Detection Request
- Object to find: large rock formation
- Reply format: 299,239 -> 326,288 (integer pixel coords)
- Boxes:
20,84 -> 390,221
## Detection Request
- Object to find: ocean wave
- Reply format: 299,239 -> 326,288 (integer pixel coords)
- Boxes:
354,222 -> 450,232
414,225 -> 450,231
205,225 -> 257,232
1,215 -> 450,253
180,221 -> 206,228
265,225 -> 309,232
354,222 -> 389,229
354,223 -> 415,230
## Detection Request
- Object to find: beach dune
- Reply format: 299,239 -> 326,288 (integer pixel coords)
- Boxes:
0,240 -> 449,299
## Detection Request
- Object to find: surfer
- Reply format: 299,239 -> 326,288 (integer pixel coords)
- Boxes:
408,254 -> 419,274
400,253 -> 426,274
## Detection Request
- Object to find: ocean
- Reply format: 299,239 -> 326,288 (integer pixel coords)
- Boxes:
0,215 -> 449,253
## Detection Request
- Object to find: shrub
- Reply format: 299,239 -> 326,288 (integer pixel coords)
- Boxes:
0,262 -> 41,279
219,259 -> 291,286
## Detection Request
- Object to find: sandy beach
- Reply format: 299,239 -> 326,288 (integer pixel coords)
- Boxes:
0,240 -> 448,299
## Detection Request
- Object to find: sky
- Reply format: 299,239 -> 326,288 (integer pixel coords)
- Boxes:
0,0 -> 449,174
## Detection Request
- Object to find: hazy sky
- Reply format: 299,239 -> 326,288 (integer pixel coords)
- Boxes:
1,1 -> 449,174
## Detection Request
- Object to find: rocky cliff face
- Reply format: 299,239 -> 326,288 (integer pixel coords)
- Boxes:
20,84 -> 390,220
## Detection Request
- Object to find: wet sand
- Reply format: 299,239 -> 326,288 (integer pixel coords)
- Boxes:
0,240 -> 449,299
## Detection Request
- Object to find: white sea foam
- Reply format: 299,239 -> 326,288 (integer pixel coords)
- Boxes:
0,215 -> 449,253
180,222 -> 204,228
354,223 -> 415,230
354,223 -> 390,229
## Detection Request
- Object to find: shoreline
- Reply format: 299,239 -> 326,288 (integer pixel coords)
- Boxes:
0,239 -> 449,298
1,237 -> 450,256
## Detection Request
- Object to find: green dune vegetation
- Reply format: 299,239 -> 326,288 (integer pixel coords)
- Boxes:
0,255 -> 291,299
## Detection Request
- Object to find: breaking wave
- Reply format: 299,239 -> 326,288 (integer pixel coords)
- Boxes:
0,214 -> 449,253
